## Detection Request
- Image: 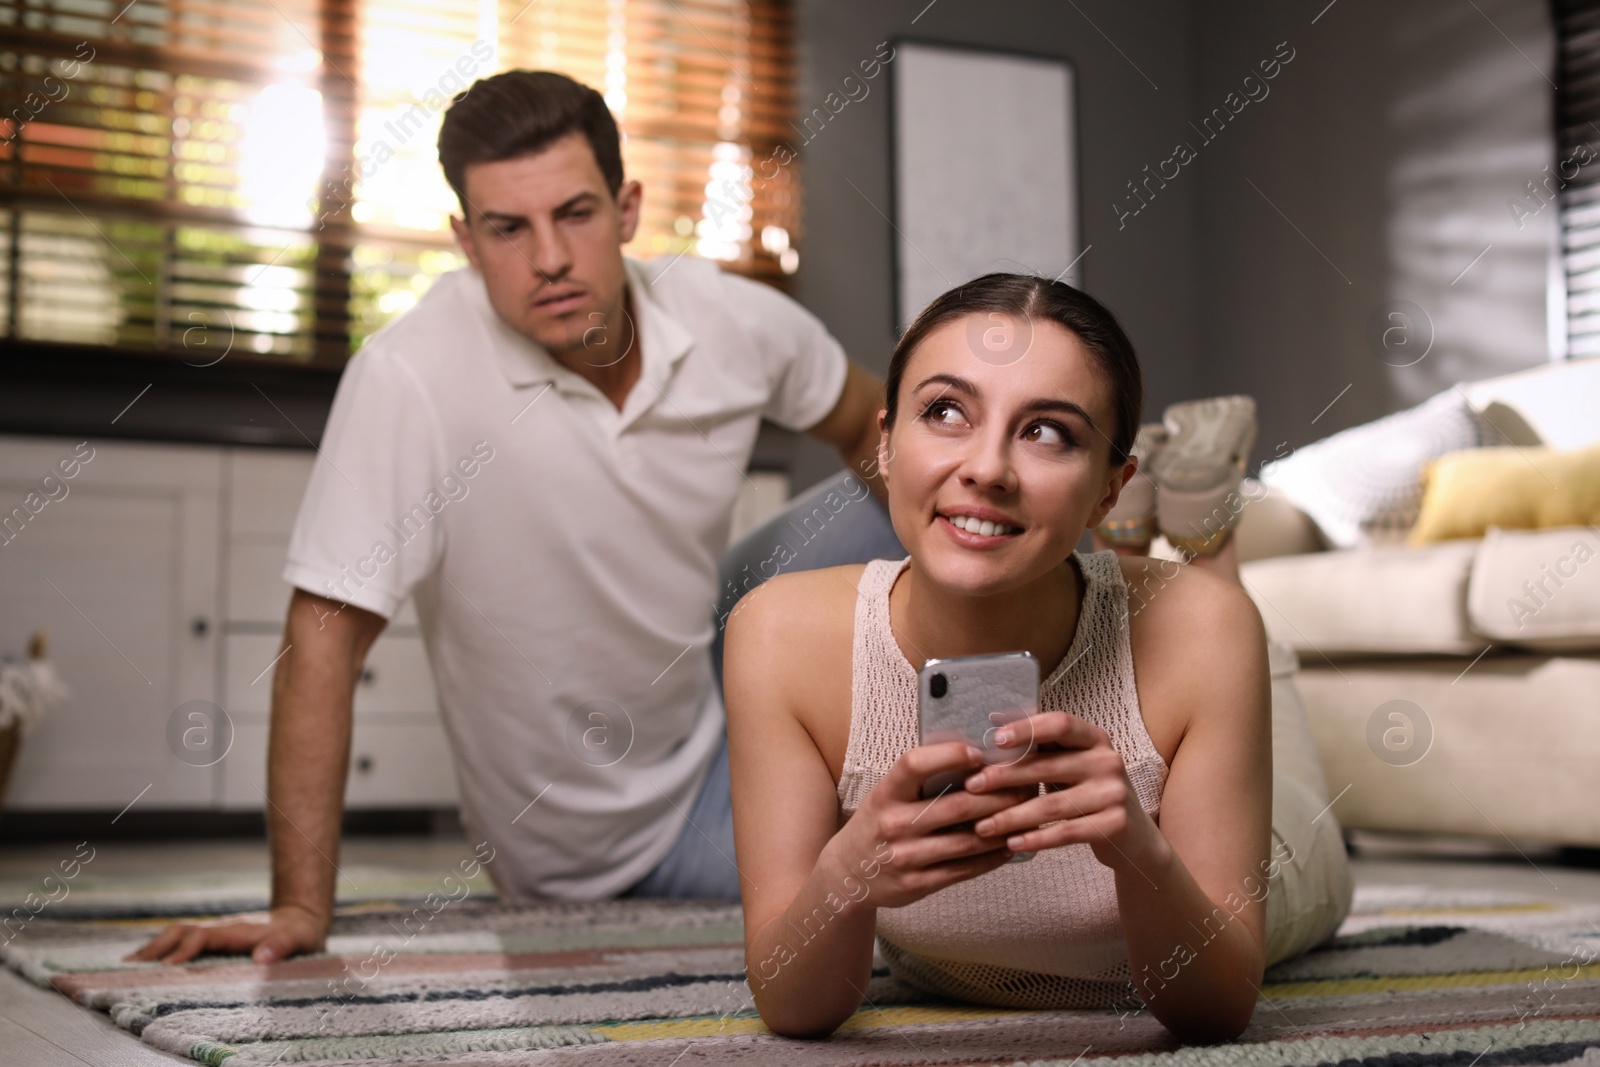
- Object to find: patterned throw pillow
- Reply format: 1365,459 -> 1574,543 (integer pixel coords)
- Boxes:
1258,389 -> 1488,548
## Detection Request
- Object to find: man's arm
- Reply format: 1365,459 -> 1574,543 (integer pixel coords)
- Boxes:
805,360 -> 887,500
128,589 -> 386,964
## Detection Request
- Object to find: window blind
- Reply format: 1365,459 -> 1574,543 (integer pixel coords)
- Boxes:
1554,0 -> 1600,357
0,0 -> 797,367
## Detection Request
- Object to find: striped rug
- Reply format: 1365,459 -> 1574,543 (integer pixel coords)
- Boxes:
4,883 -> 1599,1065
0,863 -> 496,920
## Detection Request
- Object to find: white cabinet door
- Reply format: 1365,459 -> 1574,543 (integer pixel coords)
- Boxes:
224,447 -> 314,629
218,447 -> 451,809
223,448 -> 421,628
0,436 -> 222,809
220,719 -> 460,810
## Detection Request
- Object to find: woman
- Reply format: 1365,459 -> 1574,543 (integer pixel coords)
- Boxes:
724,274 -> 1352,1042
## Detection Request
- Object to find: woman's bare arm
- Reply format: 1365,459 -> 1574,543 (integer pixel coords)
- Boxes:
1121,569 -> 1273,1037
725,570 -> 1023,1037
966,565 -> 1273,1040
725,572 -> 876,1035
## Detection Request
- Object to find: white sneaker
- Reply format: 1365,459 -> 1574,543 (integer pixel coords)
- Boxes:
1151,395 -> 1257,557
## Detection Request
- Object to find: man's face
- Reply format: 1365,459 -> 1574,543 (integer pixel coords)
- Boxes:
449,132 -> 641,358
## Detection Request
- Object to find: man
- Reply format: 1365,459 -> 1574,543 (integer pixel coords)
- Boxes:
132,71 -> 884,964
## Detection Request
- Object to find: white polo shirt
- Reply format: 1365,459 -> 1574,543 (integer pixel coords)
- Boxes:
284,256 -> 847,899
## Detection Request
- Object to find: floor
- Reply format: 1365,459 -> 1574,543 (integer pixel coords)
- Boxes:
2,832 -> 1598,1067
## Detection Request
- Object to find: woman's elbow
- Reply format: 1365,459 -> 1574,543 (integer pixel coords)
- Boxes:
764,1016 -> 847,1040
1171,1008 -> 1253,1044
1158,988 -> 1258,1044
755,998 -> 853,1040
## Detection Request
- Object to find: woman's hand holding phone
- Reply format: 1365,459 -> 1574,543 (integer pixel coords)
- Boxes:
962,711 -> 1165,873
824,741 -> 1033,910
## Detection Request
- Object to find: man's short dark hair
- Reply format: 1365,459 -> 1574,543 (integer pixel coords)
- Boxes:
437,70 -> 624,210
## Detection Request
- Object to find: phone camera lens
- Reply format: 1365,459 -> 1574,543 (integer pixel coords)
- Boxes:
929,673 -> 948,699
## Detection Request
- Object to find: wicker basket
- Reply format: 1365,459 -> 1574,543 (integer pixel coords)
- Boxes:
0,632 -> 54,820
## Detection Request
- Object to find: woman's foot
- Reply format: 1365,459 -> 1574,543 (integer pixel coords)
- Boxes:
1150,395 -> 1256,558
1094,422 -> 1168,555
1093,394 -> 1256,585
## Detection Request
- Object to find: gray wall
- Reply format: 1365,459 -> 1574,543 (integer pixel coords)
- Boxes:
780,0 -> 1557,493
1190,0 -> 1556,460
785,0 -> 1202,493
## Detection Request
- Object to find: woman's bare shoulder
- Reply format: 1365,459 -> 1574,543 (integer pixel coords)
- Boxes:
1115,554 -> 1269,762
722,565 -> 866,771
724,564 -> 868,679
727,563 -> 866,630
1115,554 -> 1262,635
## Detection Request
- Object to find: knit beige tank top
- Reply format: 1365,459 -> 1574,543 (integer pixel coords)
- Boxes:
837,551 -> 1168,1010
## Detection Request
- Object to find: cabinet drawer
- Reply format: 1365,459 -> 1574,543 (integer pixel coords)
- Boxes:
224,633 -> 437,715
220,717 -> 459,809
228,540 -> 296,624
228,449 -> 314,538
226,540 -> 420,627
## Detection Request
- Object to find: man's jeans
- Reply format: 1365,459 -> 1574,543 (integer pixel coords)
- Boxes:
622,730 -> 741,899
624,472 -> 904,901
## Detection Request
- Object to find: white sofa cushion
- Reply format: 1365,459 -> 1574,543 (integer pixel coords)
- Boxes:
1240,540 -> 1485,658
1233,478 -> 1329,562
1461,357 -> 1600,452
1466,525 -> 1600,652
1258,389 -> 1485,549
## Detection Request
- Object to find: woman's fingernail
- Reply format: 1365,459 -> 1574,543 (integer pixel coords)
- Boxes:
994,729 -> 1011,744
1007,836 -> 1027,850
965,773 -> 985,790
975,818 -> 995,835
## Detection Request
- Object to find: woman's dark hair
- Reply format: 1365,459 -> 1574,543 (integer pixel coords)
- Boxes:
883,274 -> 1144,466
438,71 -> 624,209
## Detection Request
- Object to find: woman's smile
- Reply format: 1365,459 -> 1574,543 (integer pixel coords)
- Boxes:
935,508 -> 1025,547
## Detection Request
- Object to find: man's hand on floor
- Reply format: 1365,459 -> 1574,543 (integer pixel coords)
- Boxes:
124,903 -> 328,964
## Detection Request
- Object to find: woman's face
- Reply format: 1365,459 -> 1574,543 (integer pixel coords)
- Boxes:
878,313 -> 1130,597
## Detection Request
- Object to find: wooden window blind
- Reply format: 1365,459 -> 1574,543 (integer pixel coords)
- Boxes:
1554,0 -> 1600,357
0,0 -> 797,367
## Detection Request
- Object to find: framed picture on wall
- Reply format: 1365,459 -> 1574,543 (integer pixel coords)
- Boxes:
890,41 -> 1080,330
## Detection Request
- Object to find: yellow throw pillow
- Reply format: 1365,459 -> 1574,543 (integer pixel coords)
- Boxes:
1410,444 -> 1600,544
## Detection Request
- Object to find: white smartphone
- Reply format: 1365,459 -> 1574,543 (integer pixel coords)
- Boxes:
917,651 -> 1040,862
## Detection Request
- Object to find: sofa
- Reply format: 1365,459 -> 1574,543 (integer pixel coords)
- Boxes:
1231,357 -> 1600,849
